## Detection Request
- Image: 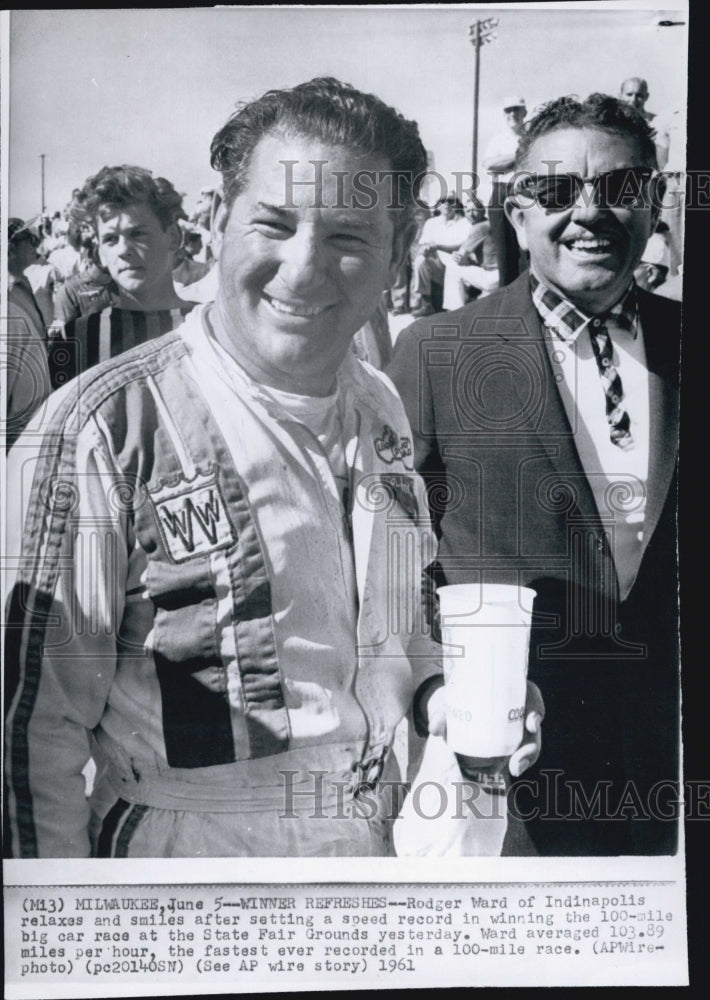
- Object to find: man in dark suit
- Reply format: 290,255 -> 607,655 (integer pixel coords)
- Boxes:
389,94 -> 680,856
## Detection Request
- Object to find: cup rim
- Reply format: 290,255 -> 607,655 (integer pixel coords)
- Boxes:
437,583 -> 537,605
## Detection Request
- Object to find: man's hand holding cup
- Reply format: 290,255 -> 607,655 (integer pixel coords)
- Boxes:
424,677 -> 544,778
425,583 -> 544,781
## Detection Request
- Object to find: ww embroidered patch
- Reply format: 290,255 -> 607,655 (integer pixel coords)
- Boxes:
149,469 -> 236,563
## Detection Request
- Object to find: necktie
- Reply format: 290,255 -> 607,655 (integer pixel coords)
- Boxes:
588,318 -> 634,450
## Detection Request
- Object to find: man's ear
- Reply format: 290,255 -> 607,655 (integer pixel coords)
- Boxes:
210,190 -> 228,261
504,197 -> 529,251
167,222 -> 183,254
388,219 -> 417,286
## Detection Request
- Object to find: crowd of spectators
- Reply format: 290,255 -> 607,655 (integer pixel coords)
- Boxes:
5,73 -> 683,448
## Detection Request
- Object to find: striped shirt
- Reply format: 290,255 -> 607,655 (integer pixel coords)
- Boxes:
48,303 -> 194,390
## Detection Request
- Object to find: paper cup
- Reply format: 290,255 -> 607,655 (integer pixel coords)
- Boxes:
438,583 -> 536,763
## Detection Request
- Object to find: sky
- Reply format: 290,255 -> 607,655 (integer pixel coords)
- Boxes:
6,3 -> 689,220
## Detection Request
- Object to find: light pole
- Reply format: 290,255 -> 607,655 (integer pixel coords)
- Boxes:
468,17 -> 498,179
40,154 -> 46,214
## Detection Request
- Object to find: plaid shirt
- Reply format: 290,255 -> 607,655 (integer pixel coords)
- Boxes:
529,271 -> 639,342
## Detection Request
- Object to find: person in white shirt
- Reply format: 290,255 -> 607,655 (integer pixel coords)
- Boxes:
482,95 -> 528,287
46,221 -> 81,282
443,198 -> 499,309
409,193 -> 473,317
618,77 -> 671,169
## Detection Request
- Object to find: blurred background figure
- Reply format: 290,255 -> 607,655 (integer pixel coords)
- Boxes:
482,95 -> 528,287
634,231 -> 670,293
38,213 -> 64,256
5,217 -> 51,448
7,216 -> 46,341
619,74 -> 683,285
173,225 -> 212,289
443,196 -> 499,309
46,220 -> 80,281
189,185 -> 215,264
409,192 -> 472,317
387,203 -> 430,317
619,76 -> 670,168
634,229 -> 680,302
23,246 -> 61,329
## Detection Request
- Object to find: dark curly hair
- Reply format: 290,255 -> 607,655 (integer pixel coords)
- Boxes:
210,76 -> 428,240
516,93 -> 659,170
69,165 -> 185,233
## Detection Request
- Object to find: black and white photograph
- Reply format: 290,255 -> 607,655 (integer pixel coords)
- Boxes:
2,3 -> 690,993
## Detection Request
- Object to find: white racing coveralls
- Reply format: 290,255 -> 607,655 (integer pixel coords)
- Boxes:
5,305 -> 441,858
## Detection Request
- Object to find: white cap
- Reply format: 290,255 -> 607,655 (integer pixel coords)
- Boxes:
502,95 -> 526,111
641,233 -> 670,269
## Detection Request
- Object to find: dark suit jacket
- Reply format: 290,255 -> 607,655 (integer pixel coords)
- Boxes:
388,273 -> 681,855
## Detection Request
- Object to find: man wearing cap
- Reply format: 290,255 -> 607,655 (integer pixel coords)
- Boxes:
409,194 -> 473,317
5,218 -> 51,448
482,96 -> 527,287
390,94 -> 680,856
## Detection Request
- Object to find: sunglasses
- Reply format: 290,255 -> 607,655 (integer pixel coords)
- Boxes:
510,167 -> 657,211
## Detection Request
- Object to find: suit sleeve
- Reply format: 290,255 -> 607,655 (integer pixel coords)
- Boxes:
5,305 -> 52,451
387,323 -> 447,536
4,407 -> 128,857
382,338 -> 445,709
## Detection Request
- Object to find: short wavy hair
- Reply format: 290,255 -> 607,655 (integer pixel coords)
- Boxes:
516,93 -> 659,170
210,76 -> 428,240
69,165 -> 185,232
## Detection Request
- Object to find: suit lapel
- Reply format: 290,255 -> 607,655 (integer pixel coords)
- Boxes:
638,290 -> 680,559
496,281 -> 680,566
493,276 -> 601,527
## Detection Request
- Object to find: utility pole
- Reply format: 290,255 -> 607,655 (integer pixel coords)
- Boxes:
468,17 -> 498,178
40,154 -> 46,214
